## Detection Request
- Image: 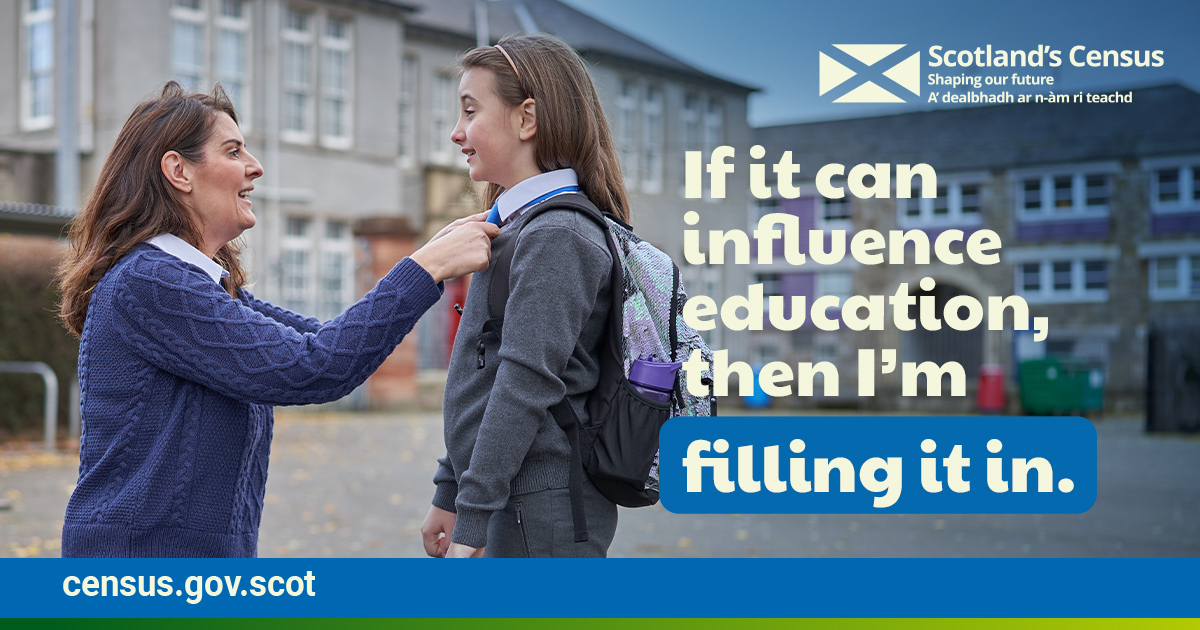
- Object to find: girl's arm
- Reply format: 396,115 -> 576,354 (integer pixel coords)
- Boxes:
113,251 -> 441,406
449,218 -> 612,548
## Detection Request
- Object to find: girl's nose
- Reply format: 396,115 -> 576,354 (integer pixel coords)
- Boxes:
451,122 -> 465,145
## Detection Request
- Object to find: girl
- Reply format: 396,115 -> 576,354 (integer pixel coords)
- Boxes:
421,33 -> 630,558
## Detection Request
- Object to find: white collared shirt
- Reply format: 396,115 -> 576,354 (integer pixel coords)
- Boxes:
495,168 -> 579,226
146,233 -> 230,285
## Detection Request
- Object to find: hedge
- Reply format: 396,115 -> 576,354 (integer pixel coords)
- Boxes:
0,234 -> 78,439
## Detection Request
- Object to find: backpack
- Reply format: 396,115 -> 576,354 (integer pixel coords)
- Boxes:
485,193 -> 716,542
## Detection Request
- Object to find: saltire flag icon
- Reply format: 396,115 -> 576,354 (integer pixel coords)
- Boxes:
819,44 -> 921,103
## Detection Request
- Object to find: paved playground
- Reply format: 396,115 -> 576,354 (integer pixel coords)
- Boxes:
2,411 -> 1197,558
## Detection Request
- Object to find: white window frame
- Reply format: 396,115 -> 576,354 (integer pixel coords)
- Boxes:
1138,240 -> 1200,301
703,97 -> 724,156
429,72 -> 454,165
616,79 -> 639,190
398,54 -> 418,167
1010,162 -> 1119,221
641,85 -> 663,194
318,219 -> 356,320
318,15 -> 353,150
22,0 -> 55,131
281,7 -> 315,144
817,270 -> 854,303
896,174 -> 986,227
1007,244 -> 1119,304
281,215 -> 316,315
214,0 -> 251,131
819,178 -> 853,231
171,1 -> 207,93
1142,156 -> 1200,214
681,93 -> 701,152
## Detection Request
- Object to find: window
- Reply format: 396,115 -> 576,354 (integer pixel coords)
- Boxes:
897,180 -> 984,226
282,9 -> 313,141
704,97 -> 724,155
169,0 -> 252,128
616,80 -> 638,188
1014,259 -> 1110,303
818,271 -> 853,303
641,86 -> 663,193
320,220 -> 354,320
1015,170 -> 1113,218
681,94 -> 701,152
1149,254 -> 1200,300
750,197 -> 780,232
214,0 -> 249,119
755,273 -> 782,296
1021,263 -> 1041,293
1149,164 -> 1199,212
22,0 -> 54,130
320,16 -> 352,147
399,56 -> 417,163
171,0 -> 206,92
824,196 -> 851,223
429,73 -> 453,164
282,216 -> 313,314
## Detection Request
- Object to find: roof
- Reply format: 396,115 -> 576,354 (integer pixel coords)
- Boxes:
754,84 -> 1200,172
403,0 -> 756,93
0,201 -> 75,237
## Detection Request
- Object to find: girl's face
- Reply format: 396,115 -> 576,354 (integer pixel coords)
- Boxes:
451,68 -> 536,189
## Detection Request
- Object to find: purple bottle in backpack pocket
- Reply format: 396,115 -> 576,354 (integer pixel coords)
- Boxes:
629,358 -> 682,404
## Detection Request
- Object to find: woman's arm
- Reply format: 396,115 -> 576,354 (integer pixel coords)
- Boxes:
240,291 -> 322,334
114,252 -> 440,406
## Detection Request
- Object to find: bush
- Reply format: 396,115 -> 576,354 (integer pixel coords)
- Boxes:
0,234 -> 78,439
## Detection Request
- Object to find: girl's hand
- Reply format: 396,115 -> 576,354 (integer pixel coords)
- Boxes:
445,542 -> 486,558
410,219 -> 499,283
420,506 -> 456,558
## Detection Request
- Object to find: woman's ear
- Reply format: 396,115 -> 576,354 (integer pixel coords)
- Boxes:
518,98 -> 537,141
161,151 -> 192,193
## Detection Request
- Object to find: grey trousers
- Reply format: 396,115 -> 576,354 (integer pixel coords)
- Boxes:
485,478 -> 618,558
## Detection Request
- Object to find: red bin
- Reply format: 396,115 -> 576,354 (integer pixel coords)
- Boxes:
976,364 -> 1006,413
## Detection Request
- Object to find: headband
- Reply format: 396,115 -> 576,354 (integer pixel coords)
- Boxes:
494,44 -> 520,79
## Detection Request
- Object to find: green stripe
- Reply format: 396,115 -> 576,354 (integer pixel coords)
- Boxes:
2,621 -> 1197,629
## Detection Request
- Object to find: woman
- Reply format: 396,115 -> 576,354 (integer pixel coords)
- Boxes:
56,81 -> 496,557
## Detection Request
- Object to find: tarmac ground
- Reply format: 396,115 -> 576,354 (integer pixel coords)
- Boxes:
2,411 -> 1197,558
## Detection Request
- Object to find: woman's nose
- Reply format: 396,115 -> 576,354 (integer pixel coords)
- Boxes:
246,151 -> 264,179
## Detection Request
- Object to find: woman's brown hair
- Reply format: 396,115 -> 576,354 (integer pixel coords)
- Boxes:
58,81 -> 247,337
459,34 -> 631,223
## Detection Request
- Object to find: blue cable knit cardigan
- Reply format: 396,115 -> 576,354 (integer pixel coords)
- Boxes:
62,244 -> 441,557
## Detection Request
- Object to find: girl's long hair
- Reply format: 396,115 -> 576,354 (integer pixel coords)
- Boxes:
58,81 -> 247,337
459,34 -> 631,223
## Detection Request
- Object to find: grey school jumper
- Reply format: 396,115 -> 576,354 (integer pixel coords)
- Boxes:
433,206 -> 613,549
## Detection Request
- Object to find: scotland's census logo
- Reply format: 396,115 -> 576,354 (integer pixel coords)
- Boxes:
819,44 -> 921,103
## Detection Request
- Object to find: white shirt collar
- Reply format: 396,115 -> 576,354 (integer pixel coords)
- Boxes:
146,233 -> 230,285
495,168 -> 579,224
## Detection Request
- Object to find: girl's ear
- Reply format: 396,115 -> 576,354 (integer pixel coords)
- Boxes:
518,98 -> 537,141
161,151 -> 193,193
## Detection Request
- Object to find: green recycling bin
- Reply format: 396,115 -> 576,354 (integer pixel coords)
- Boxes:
1018,358 -> 1105,415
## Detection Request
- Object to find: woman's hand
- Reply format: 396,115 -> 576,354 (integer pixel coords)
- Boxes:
420,505 -> 457,558
445,542 -> 485,558
410,214 -> 499,283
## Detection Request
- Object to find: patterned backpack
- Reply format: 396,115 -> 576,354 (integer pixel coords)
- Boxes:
486,193 -> 715,541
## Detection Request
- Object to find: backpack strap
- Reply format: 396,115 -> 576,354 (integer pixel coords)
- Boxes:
483,192 -> 621,544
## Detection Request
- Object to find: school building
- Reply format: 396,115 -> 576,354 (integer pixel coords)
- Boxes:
0,0 -> 754,408
748,83 -> 1200,412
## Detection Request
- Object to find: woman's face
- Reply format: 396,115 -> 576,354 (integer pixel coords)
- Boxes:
451,68 -> 533,189
187,112 -> 263,255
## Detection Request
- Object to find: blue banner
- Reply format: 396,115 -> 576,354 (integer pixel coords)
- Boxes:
0,559 -> 1196,618
660,416 -> 1096,514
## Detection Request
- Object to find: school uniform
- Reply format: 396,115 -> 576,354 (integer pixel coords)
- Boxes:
432,168 -> 618,557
